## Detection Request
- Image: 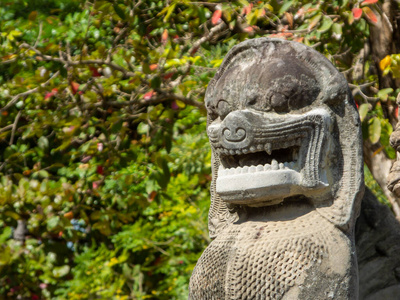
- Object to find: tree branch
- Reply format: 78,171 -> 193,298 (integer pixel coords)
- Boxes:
1,71 -> 60,113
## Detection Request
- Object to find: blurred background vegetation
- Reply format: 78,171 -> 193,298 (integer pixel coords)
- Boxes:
1,0 -> 400,299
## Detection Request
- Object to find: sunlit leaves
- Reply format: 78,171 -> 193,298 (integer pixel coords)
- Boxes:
359,103 -> 370,122
368,117 -> 381,144
380,54 -> 400,78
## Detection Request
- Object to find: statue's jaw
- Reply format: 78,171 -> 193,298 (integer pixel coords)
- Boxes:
216,168 -> 327,207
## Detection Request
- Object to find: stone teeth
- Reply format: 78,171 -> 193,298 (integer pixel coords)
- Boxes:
265,143 -> 272,155
279,163 -> 284,170
249,166 -> 256,173
236,167 -> 242,174
264,164 -> 271,171
250,146 -> 256,152
243,148 -> 249,154
224,149 -> 229,155
288,162 -> 294,169
243,166 -> 249,173
257,165 -> 264,172
236,149 -> 242,155
257,144 -> 263,150
293,151 -> 298,161
229,149 -> 235,155
272,159 -> 279,170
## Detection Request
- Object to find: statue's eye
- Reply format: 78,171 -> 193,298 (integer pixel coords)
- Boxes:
217,100 -> 231,120
270,93 -> 289,112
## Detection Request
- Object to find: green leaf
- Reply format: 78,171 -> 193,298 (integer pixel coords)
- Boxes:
111,120 -> 123,133
332,23 -> 342,36
163,3 -> 177,22
142,62 -> 151,74
113,4 -> 126,20
368,117 -> 381,144
279,1 -> 293,15
0,227 -> 12,244
38,136 -> 49,150
53,265 -> 70,278
151,76 -> 162,89
137,122 -> 149,135
318,16 -> 333,33
377,88 -> 393,101
380,118 -> 393,147
359,103 -> 370,122
308,13 -> 322,30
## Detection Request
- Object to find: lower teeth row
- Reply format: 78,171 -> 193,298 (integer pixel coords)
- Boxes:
219,160 -> 297,176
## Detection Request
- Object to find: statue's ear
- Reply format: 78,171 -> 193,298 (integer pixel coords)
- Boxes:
316,95 -> 364,231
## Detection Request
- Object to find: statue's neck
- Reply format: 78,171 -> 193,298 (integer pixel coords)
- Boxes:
235,196 -> 315,223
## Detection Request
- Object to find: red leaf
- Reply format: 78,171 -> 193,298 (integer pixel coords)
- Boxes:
148,191 -> 157,202
149,64 -> 158,71
190,46 -> 199,56
70,81 -> 80,95
45,88 -> 58,100
352,8 -> 363,20
244,26 -> 254,33
163,72 -> 174,80
97,142 -> 103,152
361,0 -> 378,5
363,7 -> 378,23
89,66 -> 101,77
212,10 -> 222,25
144,90 -> 155,100
242,4 -> 253,15
395,106 -> 398,118
64,211 -> 74,220
92,181 -> 100,189
171,100 -> 179,110
161,29 -> 168,43
97,165 -> 104,175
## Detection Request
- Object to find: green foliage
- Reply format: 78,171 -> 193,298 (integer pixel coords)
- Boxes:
0,0 -> 399,298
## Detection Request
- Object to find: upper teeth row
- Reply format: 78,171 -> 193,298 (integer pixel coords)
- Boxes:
215,139 -> 302,156
217,143 -> 273,155
219,160 -> 297,176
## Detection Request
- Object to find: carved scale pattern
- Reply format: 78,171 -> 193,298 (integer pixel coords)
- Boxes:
189,211 -> 344,299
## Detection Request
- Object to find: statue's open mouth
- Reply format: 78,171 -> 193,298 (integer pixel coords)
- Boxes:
209,109 -> 331,206
219,145 -> 300,174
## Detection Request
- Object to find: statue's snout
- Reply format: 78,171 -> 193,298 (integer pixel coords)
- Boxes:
219,111 -> 253,149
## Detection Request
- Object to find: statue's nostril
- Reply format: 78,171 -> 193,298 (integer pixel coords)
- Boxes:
223,128 -> 231,139
222,127 -> 246,142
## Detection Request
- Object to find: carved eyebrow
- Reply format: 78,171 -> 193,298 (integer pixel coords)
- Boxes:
216,99 -> 228,106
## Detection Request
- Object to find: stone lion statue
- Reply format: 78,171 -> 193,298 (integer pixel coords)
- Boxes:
189,38 -> 364,299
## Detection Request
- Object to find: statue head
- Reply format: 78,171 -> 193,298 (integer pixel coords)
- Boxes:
206,38 -> 364,237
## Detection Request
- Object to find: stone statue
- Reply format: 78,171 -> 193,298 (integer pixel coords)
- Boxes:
189,38 -> 364,299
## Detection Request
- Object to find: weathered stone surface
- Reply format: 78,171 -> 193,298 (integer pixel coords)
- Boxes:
356,188 -> 400,300
189,38 -> 364,299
